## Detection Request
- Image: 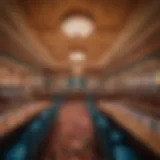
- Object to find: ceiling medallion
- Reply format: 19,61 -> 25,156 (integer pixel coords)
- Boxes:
61,15 -> 95,38
69,51 -> 86,75
69,51 -> 86,62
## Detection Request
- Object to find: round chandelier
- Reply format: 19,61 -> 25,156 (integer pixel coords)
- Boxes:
69,51 -> 86,62
61,15 -> 95,38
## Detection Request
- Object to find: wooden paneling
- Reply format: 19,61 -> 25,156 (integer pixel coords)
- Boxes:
0,57 -> 47,99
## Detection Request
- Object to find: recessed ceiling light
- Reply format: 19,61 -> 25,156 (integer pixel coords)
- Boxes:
61,15 -> 95,38
69,51 -> 86,62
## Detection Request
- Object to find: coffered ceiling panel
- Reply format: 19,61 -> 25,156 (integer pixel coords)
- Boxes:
20,0 -> 134,29
35,30 -> 119,63
3,0 -> 156,74
13,0 -> 137,69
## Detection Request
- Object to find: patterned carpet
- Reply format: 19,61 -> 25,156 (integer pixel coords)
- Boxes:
44,101 -> 95,160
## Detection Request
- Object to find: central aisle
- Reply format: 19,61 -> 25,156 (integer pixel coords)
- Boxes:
43,100 -> 96,160
39,98 -> 158,160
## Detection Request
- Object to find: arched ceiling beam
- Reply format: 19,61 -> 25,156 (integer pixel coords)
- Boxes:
0,53 -> 41,73
103,50 -> 160,79
0,0 -> 60,69
99,0 -> 160,74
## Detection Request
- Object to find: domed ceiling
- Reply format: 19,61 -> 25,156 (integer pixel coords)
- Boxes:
1,0 -> 138,71
21,0 -> 135,63
1,0 -> 160,74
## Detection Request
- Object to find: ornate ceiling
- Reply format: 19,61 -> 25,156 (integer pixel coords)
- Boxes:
0,0 -> 160,74
1,0 -> 142,72
21,0 -> 136,64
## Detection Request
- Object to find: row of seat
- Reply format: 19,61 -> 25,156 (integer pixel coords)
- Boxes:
99,101 -> 160,156
0,96 -> 63,160
87,96 -> 140,160
0,101 -> 51,137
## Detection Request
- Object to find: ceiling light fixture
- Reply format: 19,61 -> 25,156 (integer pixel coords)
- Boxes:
69,51 -> 86,62
61,15 -> 95,38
